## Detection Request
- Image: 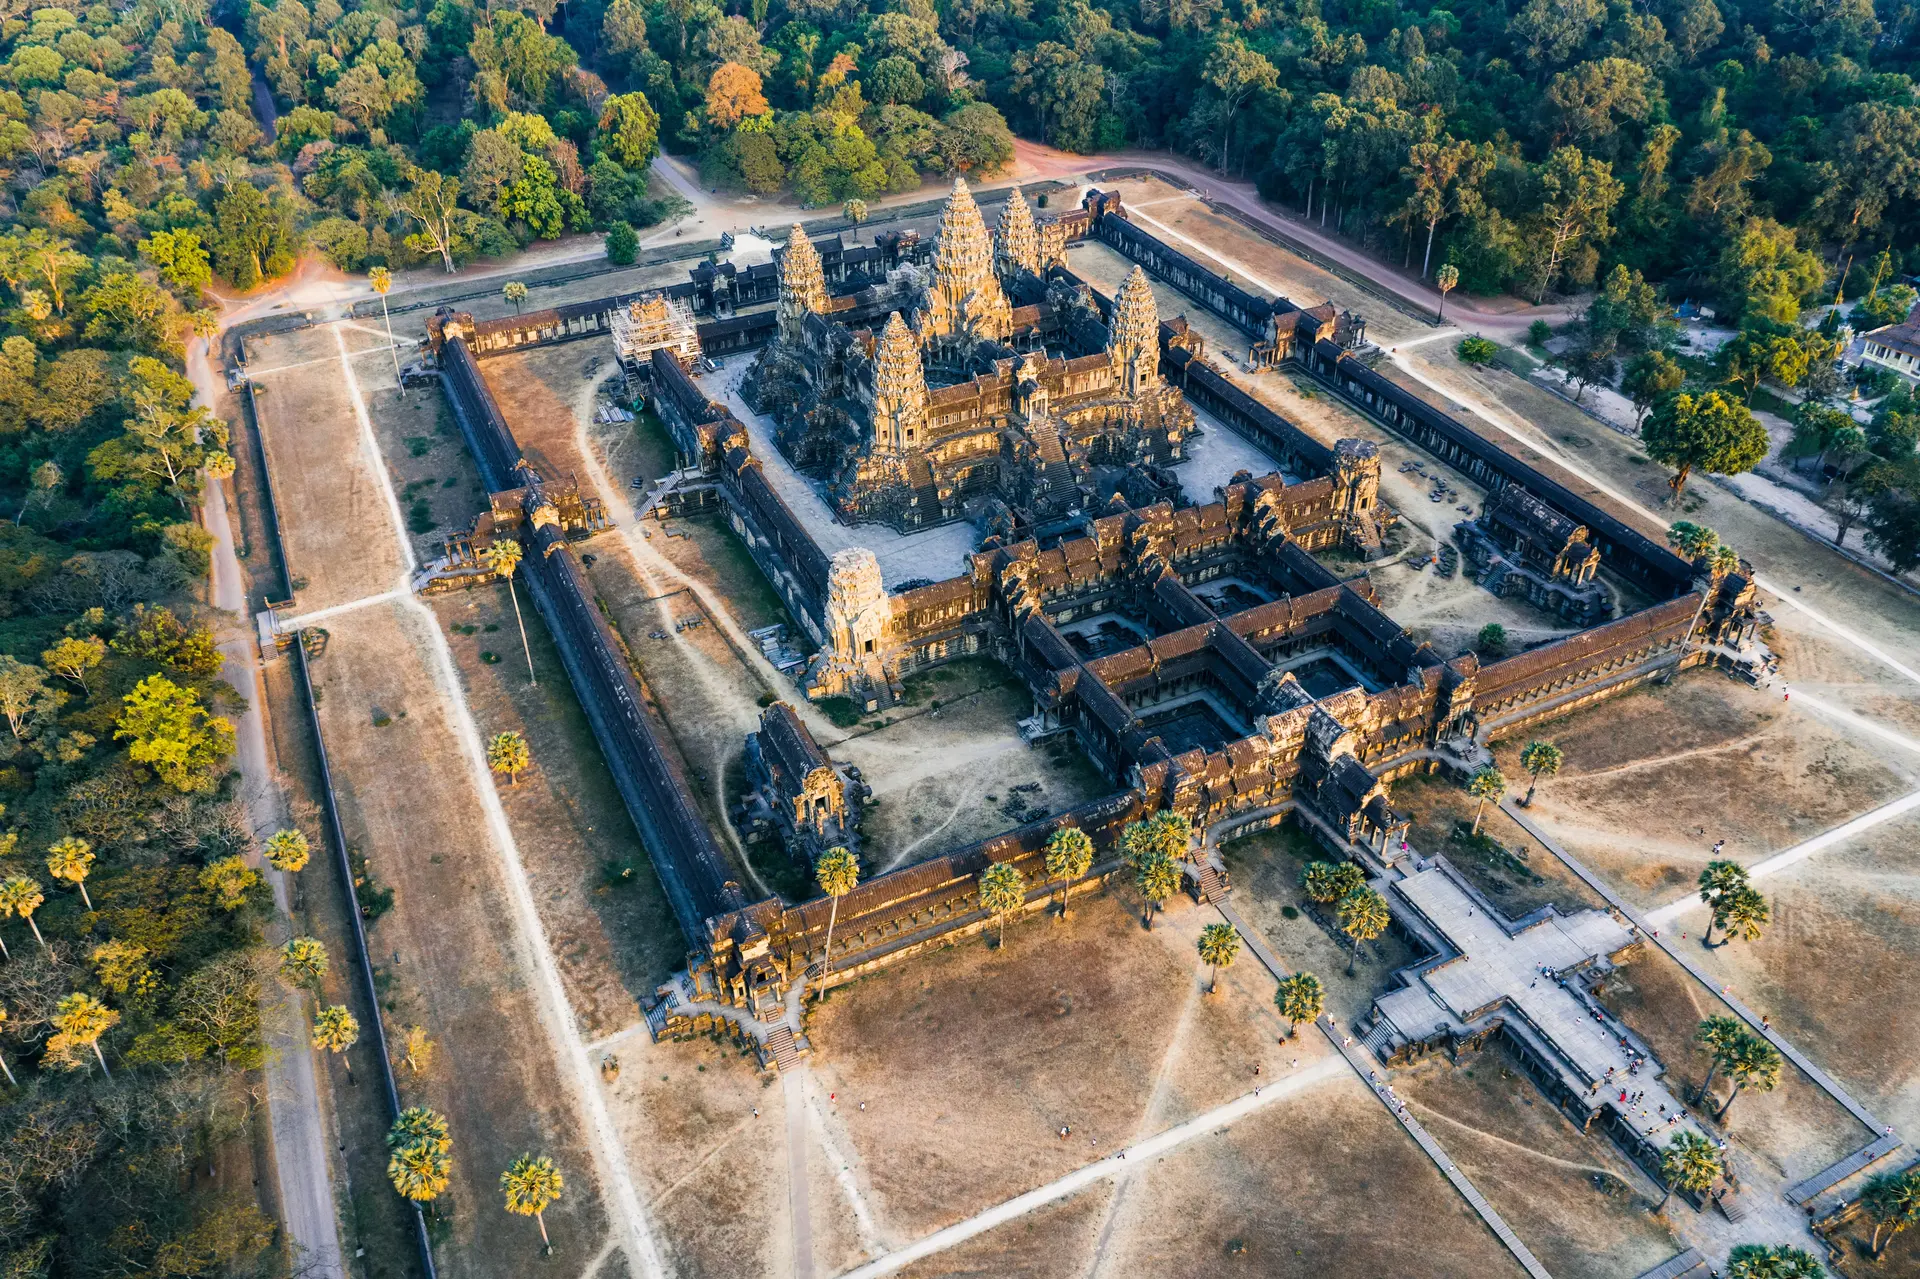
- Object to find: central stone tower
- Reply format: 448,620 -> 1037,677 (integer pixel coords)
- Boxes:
922,177 -> 1013,352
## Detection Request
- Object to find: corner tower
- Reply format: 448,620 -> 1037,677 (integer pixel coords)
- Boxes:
870,311 -> 928,454
1109,265 -> 1161,396
778,223 -> 827,348
996,185 -> 1041,279
923,177 -> 1013,348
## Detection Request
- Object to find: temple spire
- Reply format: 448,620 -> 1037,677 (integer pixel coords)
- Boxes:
870,312 -> 927,453
996,185 -> 1040,278
778,223 -> 827,347
1110,265 -> 1160,395
923,176 -> 1012,346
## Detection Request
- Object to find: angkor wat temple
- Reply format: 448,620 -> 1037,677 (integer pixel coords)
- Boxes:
426,180 -> 1762,1033
748,181 -> 1197,537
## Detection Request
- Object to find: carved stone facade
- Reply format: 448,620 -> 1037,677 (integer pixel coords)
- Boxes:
1454,486 -> 1612,624
741,702 -> 861,864
996,185 -> 1041,278
922,177 -> 1014,354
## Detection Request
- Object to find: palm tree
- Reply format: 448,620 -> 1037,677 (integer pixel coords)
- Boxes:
815,845 -> 859,975
1693,1015 -> 1746,1103
1697,859 -> 1750,946
481,539 -> 536,686
280,936 -> 329,986
1197,922 -> 1241,994
501,1154 -> 565,1253
1713,884 -> 1770,946
1275,972 -> 1324,1037
1043,826 -> 1094,917
0,876 -> 48,956
503,280 -> 529,314
978,861 -> 1026,949
1337,887 -> 1390,976
389,1140 -> 453,1205
1654,1130 -> 1723,1213
264,828 -> 311,873
314,1004 -> 360,1084
1860,1167 -> 1920,1259
1435,262 -> 1459,320
0,1004 -> 13,1086
45,837 -> 94,909
50,992 -> 117,1077
1121,811 -> 1192,865
488,731 -> 531,786
1134,851 -> 1181,930
1717,1034 -> 1783,1123
369,266 -> 402,390
1518,740 -> 1563,806
1466,766 -> 1507,835
1724,1243 -> 1824,1278
1302,860 -> 1366,905
390,1106 -> 452,1155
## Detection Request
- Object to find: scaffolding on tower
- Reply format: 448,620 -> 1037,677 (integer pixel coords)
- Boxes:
610,293 -> 703,397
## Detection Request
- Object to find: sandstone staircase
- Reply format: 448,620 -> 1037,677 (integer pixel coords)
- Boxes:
1193,860 -> 1231,904
761,1024 -> 801,1073
1032,428 -> 1079,510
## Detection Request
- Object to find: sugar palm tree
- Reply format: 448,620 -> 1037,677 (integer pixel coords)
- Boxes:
1861,1167 -> 1920,1259
978,861 -> 1026,949
280,936 -> 329,986
1197,922 -> 1240,994
1043,826 -> 1094,918
1694,1015 -> 1746,1103
264,828 -> 311,873
1121,811 -> 1192,865
481,539 -> 536,686
488,730 -> 531,786
815,845 -> 859,975
1466,765 -> 1507,835
390,1106 -> 452,1155
1713,884 -> 1770,946
45,837 -> 94,909
1724,1243 -> 1823,1277
1435,263 -> 1459,319
313,1004 -> 360,1084
1518,740 -> 1563,806
389,1139 -> 453,1205
369,266 -> 401,390
1717,1034 -> 1783,1122
1302,860 -> 1365,905
1337,886 -> 1390,976
0,876 -> 48,956
1134,851 -> 1181,930
1654,1130 -> 1723,1213
501,1153 -> 565,1253
1697,859 -> 1749,946
50,992 -> 117,1077
503,280 -> 528,314
1275,971 -> 1324,1037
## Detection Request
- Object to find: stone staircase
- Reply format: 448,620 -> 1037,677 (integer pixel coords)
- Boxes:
761,1024 -> 801,1073
1192,860 -> 1231,904
1715,1189 -> 1747,1224
1032,427 -> 1079,509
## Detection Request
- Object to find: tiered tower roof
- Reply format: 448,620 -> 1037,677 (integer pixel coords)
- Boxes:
996,185 -> 1041,278
1110,265 -> 1161,395
870,311 -> 928,453
778,223 -> 828,346
923,177 -> 1013,346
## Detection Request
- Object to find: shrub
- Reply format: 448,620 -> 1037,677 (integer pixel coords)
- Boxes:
1457,336 -> 1500,364
606,220 -> 638,265
1477,622 -> 1507,654
1527,319 -> 1553,347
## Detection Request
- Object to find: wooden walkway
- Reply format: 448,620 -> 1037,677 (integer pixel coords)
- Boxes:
1217,899 -> 1555,1279
1786,1132 -> 1905,1204
1500,801 -> 1889,1136
1632,1248 -> 1708,1279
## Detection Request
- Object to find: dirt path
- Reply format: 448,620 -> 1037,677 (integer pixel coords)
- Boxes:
320,320 -> 670,1277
